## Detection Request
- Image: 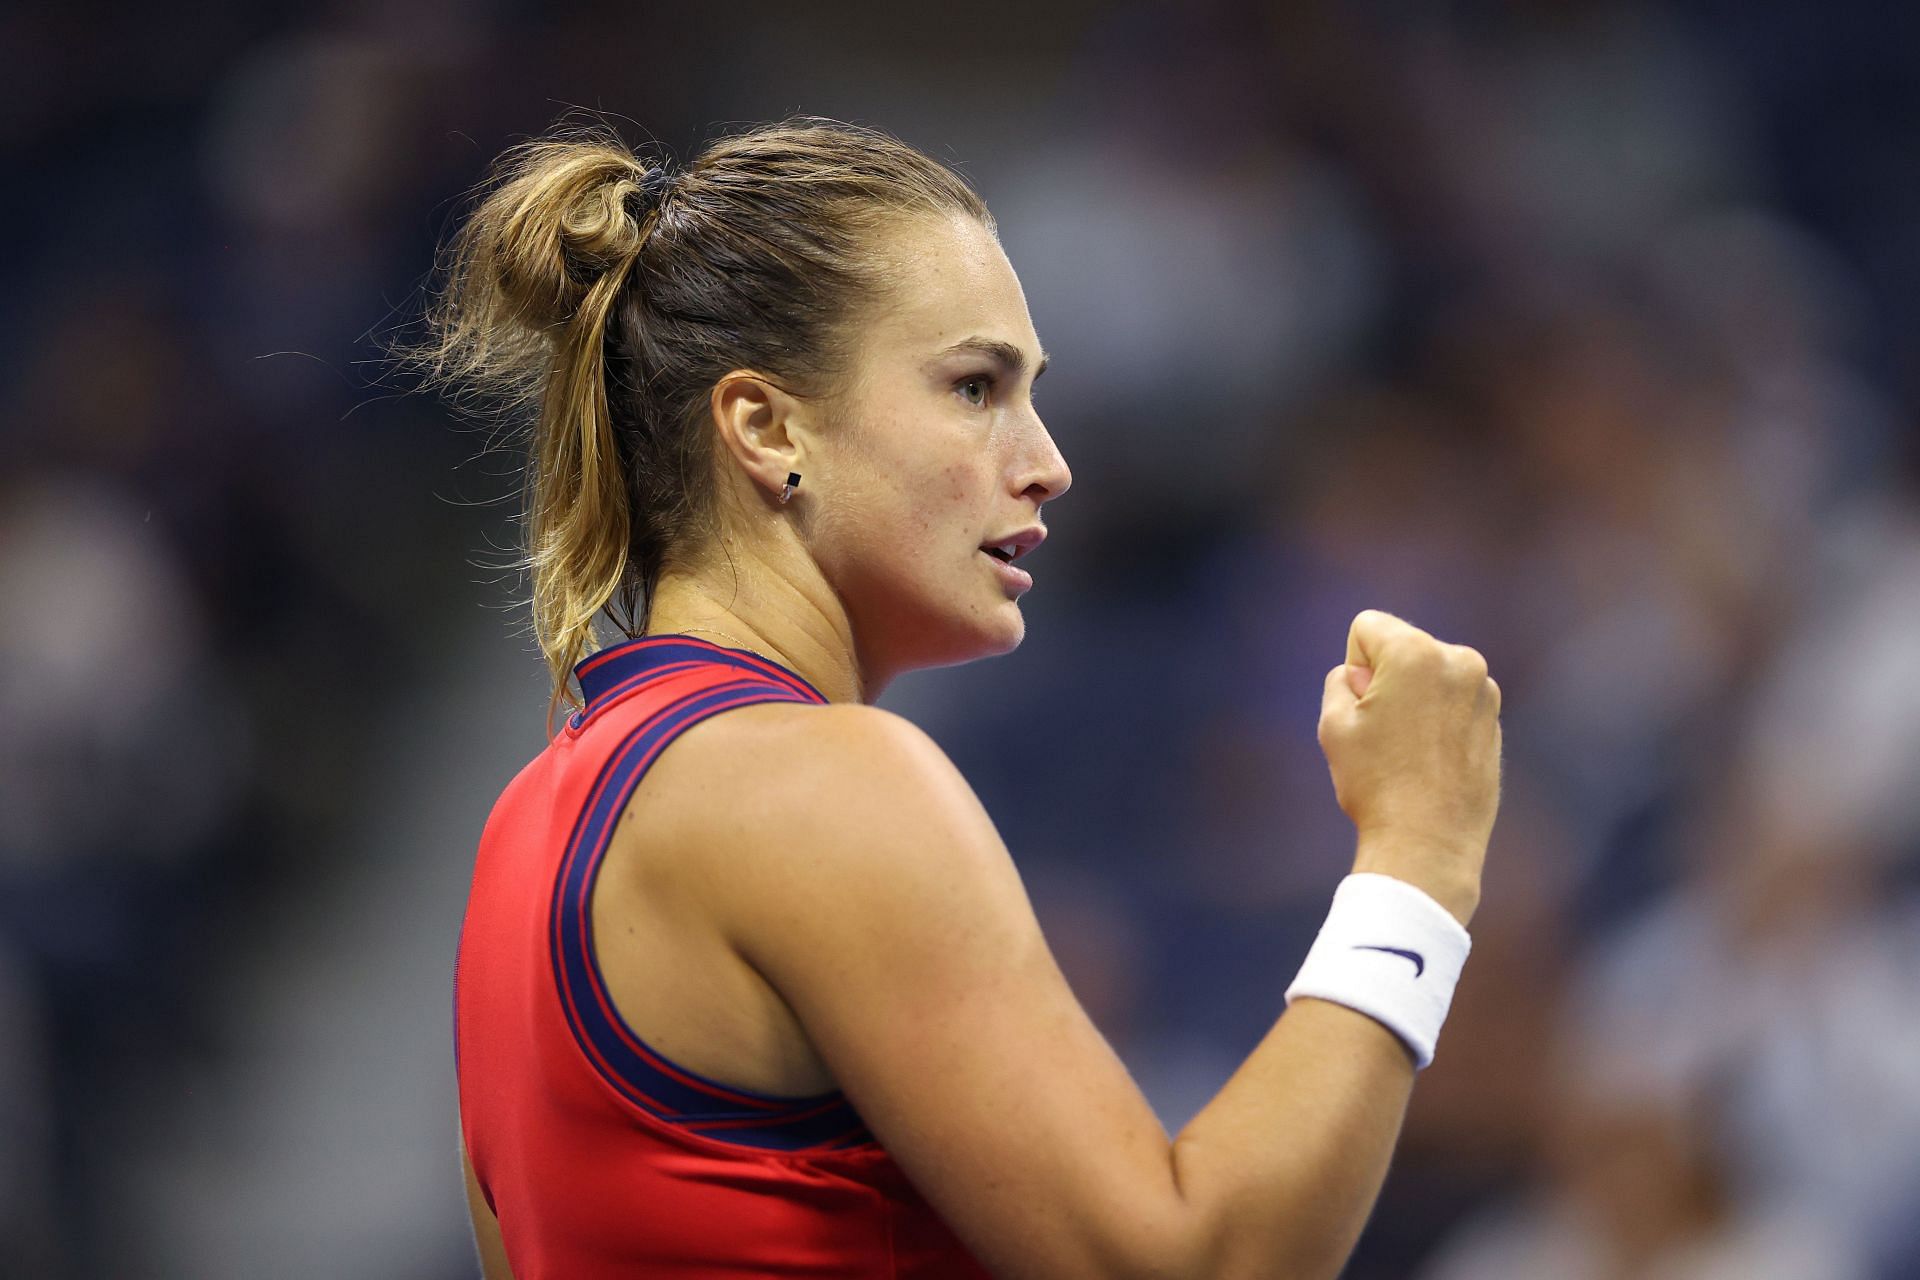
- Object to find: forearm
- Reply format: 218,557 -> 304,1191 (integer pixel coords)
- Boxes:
1168,995 -> 1417,1279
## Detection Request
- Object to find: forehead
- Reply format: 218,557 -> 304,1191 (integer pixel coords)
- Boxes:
861,213 -> 1038,357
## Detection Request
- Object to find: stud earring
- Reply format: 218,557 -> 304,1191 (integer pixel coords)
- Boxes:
779,472 -> 801,504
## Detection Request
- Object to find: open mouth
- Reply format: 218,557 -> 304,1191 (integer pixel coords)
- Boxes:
981,538 -> 1024,563
980,540 -> 1034,591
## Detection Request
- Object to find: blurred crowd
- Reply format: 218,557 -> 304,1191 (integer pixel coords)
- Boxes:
4,1 -> 1916,1276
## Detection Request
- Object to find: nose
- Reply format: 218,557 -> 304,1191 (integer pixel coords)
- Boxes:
1018,419 -> 1072,506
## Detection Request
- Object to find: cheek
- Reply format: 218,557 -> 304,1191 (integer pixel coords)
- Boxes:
821,402 -> 996,560
855,447 -> 989,539
941,458 -> 982,504
842,468 -> 973,563
932,459 -> 985,522
887,460 -> 992,565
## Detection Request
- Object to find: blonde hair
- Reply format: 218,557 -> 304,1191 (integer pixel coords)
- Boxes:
412,118 -> 990,712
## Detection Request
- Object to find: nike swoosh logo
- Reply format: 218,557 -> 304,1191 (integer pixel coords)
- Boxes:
1352,944 -> 1425,977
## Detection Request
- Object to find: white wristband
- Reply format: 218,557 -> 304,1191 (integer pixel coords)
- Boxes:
1284,873 -> 1472,1069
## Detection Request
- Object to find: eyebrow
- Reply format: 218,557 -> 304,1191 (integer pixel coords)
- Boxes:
933,336 -> 1050,381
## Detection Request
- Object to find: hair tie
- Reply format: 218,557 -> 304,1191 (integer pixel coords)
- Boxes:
636,166 -> 673,212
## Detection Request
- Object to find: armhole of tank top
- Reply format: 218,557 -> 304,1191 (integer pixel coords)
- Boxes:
548,677 -> 880,1155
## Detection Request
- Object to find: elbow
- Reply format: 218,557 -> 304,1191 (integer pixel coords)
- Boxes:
1168,1192 -> 1360,1280
1102,1227 -> 1351,1280
1106,1149 -> 1361,1280
1207,1225 -> 1361,1280
1167,1145 -> 1367,1280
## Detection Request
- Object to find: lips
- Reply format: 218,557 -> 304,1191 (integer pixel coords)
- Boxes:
979,526 -> 1047,563
979,525 -> 1045,594
981,547 -> 1035,593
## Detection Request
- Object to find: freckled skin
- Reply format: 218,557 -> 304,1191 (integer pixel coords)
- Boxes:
803,213 -> 1073,683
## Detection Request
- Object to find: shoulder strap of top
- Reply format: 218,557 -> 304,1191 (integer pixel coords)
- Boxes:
548,675 -> 875,1153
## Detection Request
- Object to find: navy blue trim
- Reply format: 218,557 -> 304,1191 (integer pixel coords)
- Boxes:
550,677 -> 873,1152
574,634 -> 829,715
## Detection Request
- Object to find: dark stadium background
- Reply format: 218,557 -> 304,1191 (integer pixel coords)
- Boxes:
4,1 -> 1918,1275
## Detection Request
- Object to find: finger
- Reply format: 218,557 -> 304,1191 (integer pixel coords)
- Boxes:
1345,609 -> 1408,671
1321,663 -> 1358,719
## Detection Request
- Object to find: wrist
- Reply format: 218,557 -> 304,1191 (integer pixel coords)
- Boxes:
1350,833 -> 1481,927
1285,872 -> 1475,1069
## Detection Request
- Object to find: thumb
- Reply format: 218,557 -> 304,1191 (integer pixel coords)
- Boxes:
1322,663 -> 1361,719
1346,663 -> 1373,699
1346,608 -> 1404,673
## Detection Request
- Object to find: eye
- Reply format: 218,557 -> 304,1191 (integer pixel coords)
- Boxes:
956,374 -> 993,408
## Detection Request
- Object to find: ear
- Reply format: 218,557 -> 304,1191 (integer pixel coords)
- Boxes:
709,371 -> 810,503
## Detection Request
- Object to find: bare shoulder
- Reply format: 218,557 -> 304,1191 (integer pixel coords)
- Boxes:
651,697 -> 1015,941
661,700 -> 988,848
678,698 -> 954,773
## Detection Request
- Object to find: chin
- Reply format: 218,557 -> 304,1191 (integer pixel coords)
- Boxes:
890,603 -> 1027,676
843,560 -> 1032,679
953,601 -> 1027,666
980,603 -> 1027,656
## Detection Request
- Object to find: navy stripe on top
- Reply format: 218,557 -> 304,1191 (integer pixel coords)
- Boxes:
572,634 -> 828,728
550,642 -> 873,1152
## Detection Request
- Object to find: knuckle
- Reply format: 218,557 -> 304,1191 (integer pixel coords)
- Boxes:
1404,633 -> 1446,668
1448,644 -> 1489,680
1356,608 -> 1409,637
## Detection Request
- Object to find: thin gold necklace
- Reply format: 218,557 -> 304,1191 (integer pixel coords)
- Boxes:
677,625 -> 766,658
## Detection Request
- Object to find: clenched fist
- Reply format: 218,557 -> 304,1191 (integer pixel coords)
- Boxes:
1317,610 -> 1502,927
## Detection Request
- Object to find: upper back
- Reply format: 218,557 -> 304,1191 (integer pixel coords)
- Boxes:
452,634 -> 985,1279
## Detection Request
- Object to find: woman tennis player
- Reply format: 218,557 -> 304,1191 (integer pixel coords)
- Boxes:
434,119 -> 1501,1279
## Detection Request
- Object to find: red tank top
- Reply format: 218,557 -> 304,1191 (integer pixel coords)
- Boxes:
454,634 -> 989,1278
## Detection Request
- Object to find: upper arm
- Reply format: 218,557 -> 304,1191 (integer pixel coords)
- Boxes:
461,1135 -> 516,1280
698,705 -> 1200,1279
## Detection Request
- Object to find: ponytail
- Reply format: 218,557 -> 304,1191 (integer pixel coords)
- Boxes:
414,132 -> 664,710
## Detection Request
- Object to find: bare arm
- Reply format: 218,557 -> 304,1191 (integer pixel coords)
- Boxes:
697,613 -> 1500,1280
461,1135 -> 516,1280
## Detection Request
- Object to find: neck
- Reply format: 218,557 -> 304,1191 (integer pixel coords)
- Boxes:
645,546 -> 870,705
